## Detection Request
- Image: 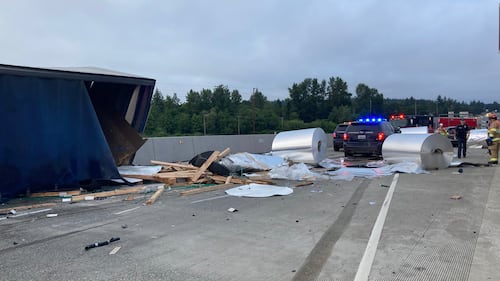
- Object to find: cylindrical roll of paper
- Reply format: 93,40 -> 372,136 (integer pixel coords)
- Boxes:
271,128 -> 327,164
399,126 -> 428,134
382,133 -> 453,170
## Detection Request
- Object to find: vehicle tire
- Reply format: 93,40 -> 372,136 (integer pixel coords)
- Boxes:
189,151 -> 230,176
334,145 -> 340,152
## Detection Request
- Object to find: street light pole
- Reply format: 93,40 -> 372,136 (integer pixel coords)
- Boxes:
203,114 -> 207,135
252,88 -> 256,133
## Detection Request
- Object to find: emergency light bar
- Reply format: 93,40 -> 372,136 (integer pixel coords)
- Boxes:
357,117 -> 384,123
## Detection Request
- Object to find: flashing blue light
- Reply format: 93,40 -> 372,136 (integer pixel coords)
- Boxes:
358,116 -> 384,123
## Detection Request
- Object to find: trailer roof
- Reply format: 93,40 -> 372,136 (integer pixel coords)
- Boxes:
0,64 -> 155,86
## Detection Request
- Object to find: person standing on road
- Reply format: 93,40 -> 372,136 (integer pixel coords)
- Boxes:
487,113 -> 500,164
455,118 -> 470,159
436,123 -> 448,136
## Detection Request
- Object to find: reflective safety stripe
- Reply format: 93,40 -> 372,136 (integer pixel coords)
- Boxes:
490,157 -> 498,161
493,138 -> 500,142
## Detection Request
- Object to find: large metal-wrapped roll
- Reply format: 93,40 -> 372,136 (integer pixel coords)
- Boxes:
271,128 -> 327,164
382,133 -> 453,170
399,126 -> 428,134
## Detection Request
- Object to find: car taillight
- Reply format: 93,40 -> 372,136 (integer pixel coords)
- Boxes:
343,133 -> 348,141
333,132 -> 337,138
377,132 -> 385,141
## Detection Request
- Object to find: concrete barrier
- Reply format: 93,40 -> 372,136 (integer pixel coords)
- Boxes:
133,133 -> 333,165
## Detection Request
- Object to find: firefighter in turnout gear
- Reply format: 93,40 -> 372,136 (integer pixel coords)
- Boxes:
487,113 -> 500,164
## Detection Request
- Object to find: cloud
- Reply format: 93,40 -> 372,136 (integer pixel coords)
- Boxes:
1,0 -> 498,102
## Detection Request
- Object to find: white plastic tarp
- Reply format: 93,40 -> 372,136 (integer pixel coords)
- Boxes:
268,163 -> 329,181
118,165 -> 162,176
326,162 -> 427,181
225,183 -> 293,197
219,152 -> 287,171
468,129 -> 487,147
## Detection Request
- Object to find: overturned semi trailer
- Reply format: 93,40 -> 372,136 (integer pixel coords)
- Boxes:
0,64 -> 155,198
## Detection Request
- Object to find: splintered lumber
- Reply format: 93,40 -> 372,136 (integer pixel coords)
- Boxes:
225,176 -> 233,184
210,175 -> 274,185
179,183 -> 237,196
218,147 -> 231,158
150,160 -> 198,170
155,170 -> 199,178
146,186 -> 165,205
30,190 -> 81,197
0,203 -> 58,214
120,174 -> 177,185
191,151 -> 220,182
294,181 -> 314,188
71,186 -> 149,202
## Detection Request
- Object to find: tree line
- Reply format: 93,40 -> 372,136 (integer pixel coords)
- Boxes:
143,77 -> 499,137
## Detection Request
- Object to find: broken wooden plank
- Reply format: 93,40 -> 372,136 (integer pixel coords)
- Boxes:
179,183 -> 237,196
119,174 -> 176,185
0,203 -> 58,214
210,175 -> 274,185
218,147 -> 231,159
71,186 -> 150,202
294,181 -> 314,188
30,190 -> 81,197
225,176 -> 233,184
150,160 -> 198,170
191,151 -> 220,182
154,170 -> 199,178
146,186 -> 165,205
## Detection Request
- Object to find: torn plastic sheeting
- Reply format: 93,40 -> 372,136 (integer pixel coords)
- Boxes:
219,152 -> 287,172
378,161 -> 428,174
382,133 -> 453,170
225,183 -> 293,198
271,128 -> 327,164
318,158 -> 344,169
117,165 -> 162,176
467,129 -> 487,146
268,163 -> 329,181
327,162 -> 427,181
328,167 -> 392,181
112,177 -> 143,184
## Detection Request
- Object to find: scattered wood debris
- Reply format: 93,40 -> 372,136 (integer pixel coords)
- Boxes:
0,203 -> 58,215
294,181 -> 314,188
179,183 -> 237,196
30,190 -> 81,197
119,147 -> 274,197
146,185 -> 165,205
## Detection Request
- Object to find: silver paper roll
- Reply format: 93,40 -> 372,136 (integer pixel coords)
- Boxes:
382,133 -> 453,170
271,128 -> 327,164
400,126 -> 428,134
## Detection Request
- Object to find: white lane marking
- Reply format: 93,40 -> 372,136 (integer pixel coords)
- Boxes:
354,173 -> 399,281
10,208 -> 53,217
191,195 -> 230,204
114,206 -> 140,215
109,246 -> 121,255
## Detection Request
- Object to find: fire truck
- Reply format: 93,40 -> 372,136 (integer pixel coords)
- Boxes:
388,113 -> 435,133
437,114 -> 478,129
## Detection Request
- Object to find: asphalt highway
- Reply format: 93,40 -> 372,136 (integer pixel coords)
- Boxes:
0,146 -> 498,281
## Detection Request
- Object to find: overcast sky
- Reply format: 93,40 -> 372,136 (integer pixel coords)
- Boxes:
1,0 -> 499,103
